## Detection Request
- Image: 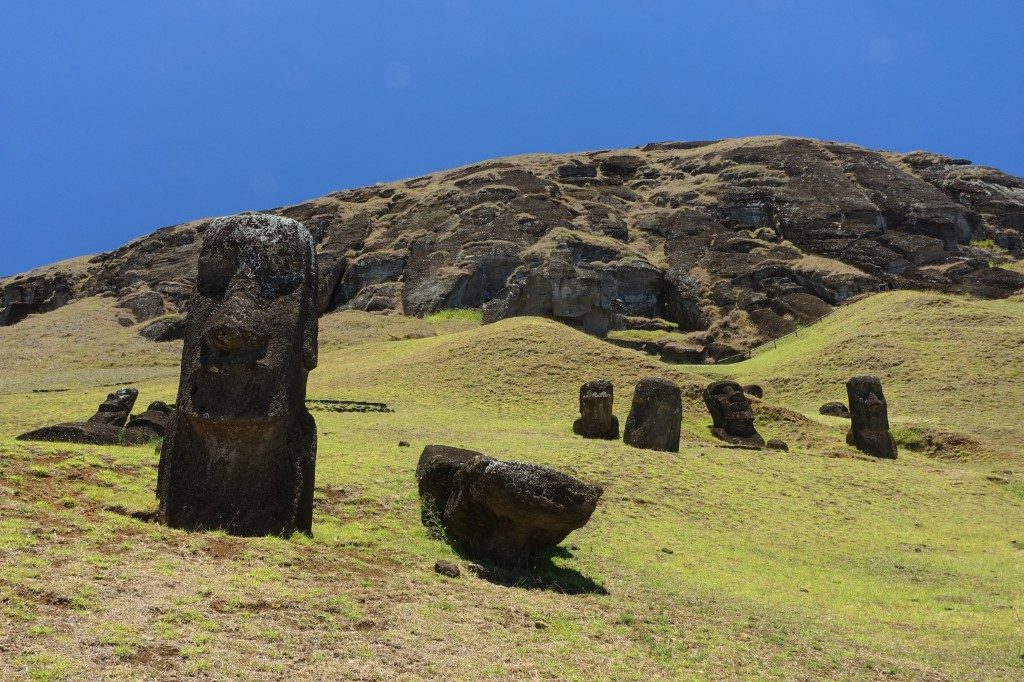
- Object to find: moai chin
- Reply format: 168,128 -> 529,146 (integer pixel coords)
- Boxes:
157,213 -> 319,536
845,376 -> 897,459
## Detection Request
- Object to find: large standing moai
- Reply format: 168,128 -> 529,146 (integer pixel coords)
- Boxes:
623,377 -> 682,452
157,213 -> 319,536
845,376 -> 897,459
703,380 -> 764,447
572,380 -> 619,439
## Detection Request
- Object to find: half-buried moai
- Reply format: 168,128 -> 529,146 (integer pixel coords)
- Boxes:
703,380 -> 765,447
623,377 -> 682,452
157,213 -> 319,536
845,376 -> 897,459
572,380 -> 619,439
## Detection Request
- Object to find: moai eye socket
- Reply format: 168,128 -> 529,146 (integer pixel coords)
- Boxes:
196,243 -> 238,299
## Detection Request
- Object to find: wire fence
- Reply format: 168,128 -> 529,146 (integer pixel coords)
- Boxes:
713,293 -> 873,364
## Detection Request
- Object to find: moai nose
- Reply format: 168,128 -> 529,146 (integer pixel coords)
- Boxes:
204,297 -> 264,355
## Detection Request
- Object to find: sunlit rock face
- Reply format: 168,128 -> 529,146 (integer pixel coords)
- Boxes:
157,213 -> 319,536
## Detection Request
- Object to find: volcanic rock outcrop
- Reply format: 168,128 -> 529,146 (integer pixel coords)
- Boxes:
17,387 -> 159,446
157,213 -> 319,537
4,137 -> 1024,358
845,376 -> 898,459
416,445 -> 603,566
572,380 -> 619,439
703,380 -> 765,446
623,378 -> 682,452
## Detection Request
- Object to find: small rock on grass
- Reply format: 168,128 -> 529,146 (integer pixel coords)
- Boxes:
766,439 -> 789,451
465,562 -> 490,579
398,440 -> 410,447
434,559 -> 460,578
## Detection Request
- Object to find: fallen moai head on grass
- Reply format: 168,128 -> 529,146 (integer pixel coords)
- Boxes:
17,386 -> 160,446
416,444 -> 603,567
157,213 -> 319,537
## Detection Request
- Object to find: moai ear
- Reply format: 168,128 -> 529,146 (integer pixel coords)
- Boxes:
302,243 -> 319,371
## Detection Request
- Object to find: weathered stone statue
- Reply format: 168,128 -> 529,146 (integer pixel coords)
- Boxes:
157,213 -> 319,536
623,377 -> 682,452
124,401 -> 174,440
416,445 -> 602,567
845,376 -> 897,459
572,380 -> 619,439
703,380 -> 764,446
17,386 -> 156,446
87,388 -> 139,426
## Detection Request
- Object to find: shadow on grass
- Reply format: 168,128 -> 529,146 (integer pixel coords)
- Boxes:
454,545 -> 608,595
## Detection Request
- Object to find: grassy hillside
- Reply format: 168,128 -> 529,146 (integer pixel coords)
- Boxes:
699,290 -> 1024,461
1,294 -> 1023,680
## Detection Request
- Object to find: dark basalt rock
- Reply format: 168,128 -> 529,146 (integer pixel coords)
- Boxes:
742,384 -> 763,399
157,213 -> 319,537
87,388 -> 139,427
125,401 -> 174,439
766,438 -> 789,451
139,316 -> 186,342
819,402 -> 851,418
415,445 -> 602,567
416,445 -> 481,524
17,421 -> 153,446
703,380 -> 765,447
845,376 -> 897,459
623,377 -> 682,452
572,380 -> 619,440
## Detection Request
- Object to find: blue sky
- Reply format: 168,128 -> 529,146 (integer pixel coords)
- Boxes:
2,1 -> 1022,275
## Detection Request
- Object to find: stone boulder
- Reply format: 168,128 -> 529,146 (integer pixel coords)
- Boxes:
819,402 -> 851,418
703,380 -> 765,446
116,289 -> 167,323
845,376 -> 897,458
415,445 -> 603,566
742,384 -> 763,399
572,380 -> 619,440
139,316 -> 186,342
623,378 -> 682,452
17,422 -> 151,446
125,401 -> 174,439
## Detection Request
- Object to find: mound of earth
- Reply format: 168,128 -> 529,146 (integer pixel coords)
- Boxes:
3,136 -> 1024,356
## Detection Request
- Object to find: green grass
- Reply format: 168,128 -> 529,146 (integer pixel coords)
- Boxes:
0,291 -> 1022,679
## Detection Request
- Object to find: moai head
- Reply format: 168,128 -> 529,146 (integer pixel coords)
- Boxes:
182,213 -> 318,425
845,376 -> 897,458
846,376 -> 890,431
573,380 -> 618,440
158,213 -> 319,536
87,387 -> 139,427
703,380 -> 757,439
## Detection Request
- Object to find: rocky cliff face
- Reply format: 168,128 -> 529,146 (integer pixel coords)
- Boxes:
3,136 -> 1023,355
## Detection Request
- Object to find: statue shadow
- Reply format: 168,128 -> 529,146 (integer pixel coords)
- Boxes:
454,545 -> 609,595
